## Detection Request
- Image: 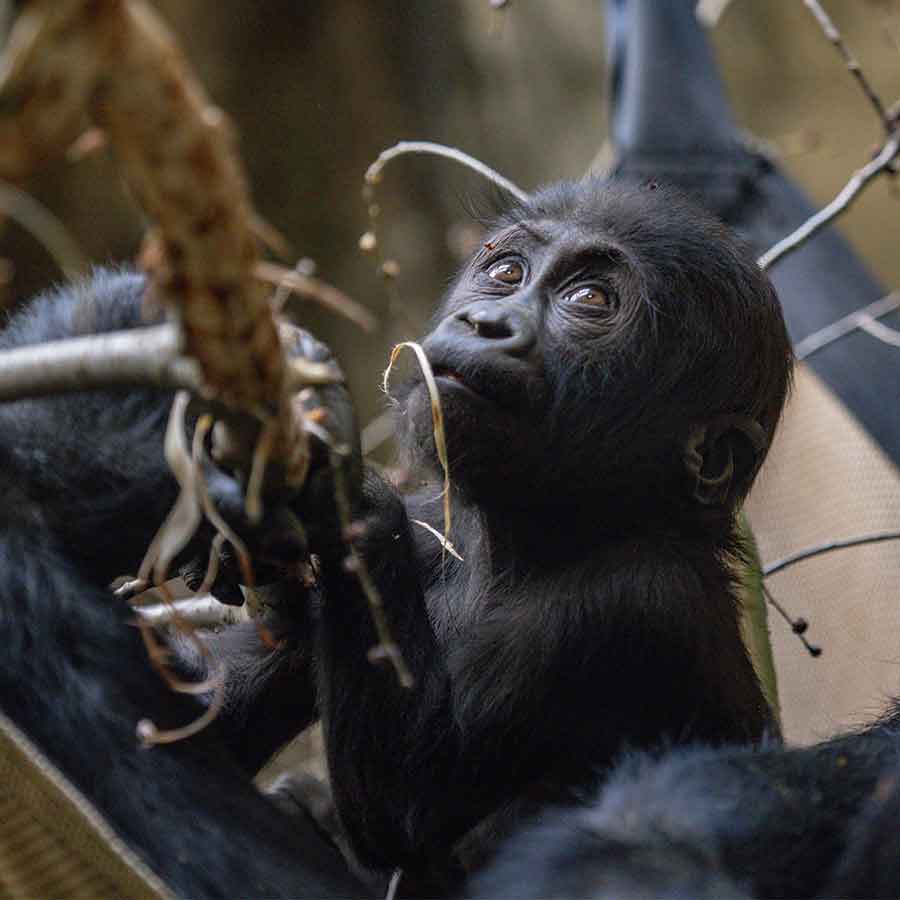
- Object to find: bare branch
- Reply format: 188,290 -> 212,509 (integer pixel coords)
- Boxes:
763,530 -> 900,577
0,321 -> 341,409
758,134 -> 900,270
794,291 -> 900,360
762,583 -> 821,658
858,317 -> 900,348
361,409 -> 395,456
330,446 -> 414,689
366,141 -> 529,204
256,260 -> 377,333
0,324 -> 201,401
0,180 -> 87,278
411,519 -> 464,561
803,0 -> 893,134
137,596 -> 244,629
758,3 -> 900,270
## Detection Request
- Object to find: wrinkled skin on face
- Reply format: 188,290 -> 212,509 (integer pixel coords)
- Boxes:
397,179 -> 791,520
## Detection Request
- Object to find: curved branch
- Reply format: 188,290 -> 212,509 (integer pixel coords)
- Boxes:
763,531 -> 900,578
803,0 -> 893,135
858,317 -> 900,349
758,135 -> 900,271
794,291 -> 900,360
0,180 -> 87,278
366,141 -> 529,203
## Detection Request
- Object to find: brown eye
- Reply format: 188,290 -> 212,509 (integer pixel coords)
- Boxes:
565,285 -> 610,307
487,260 -> 525,285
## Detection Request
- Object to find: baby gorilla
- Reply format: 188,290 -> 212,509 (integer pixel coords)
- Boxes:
236,178 -> 794,889
0,179 -> 792,896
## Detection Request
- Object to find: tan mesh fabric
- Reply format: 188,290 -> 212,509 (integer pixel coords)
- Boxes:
745,364 -> 900,745
0,712 -> 171,900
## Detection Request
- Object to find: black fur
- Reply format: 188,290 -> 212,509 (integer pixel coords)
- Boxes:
0,180 -> 793,894
233,179 -> 791,889
473,706 -> 900,899
0,271 -> 363,897
307,180 -> 791,884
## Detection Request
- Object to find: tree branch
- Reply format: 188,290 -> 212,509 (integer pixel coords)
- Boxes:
0,322 -> 342,404
794,291 -> 900,360
763,531 -> 900,578
0,180 -> 87,278
803,0 -> 894,135
758,134 -> 899,270
0,325 -> 197,401
365,141 -> 529,203
758,2 -> 899,271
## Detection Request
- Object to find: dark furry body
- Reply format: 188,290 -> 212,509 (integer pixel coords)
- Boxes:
0,181 -> 793,894
309,181 -> 788,886
0,271 -> 362,898
474,706 -> 900,899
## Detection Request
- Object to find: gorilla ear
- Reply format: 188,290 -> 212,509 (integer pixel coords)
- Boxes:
682,415 -> 767,507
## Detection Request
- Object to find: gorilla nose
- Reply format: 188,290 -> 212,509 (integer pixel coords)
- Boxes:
455,303 -> 535,355
464,310 -> 512,339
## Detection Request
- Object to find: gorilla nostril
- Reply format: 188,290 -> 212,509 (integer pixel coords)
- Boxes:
467,312 -> 513,340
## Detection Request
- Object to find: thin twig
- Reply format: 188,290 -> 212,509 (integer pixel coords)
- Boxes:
361,409 -> 395,456
131,578 -> 228,745
383,341 -> 452,543
360,141 -> 526,333
193,414 -> 256,590
760,2 -> 900,270
761,584 -> 821,658
794,291 -> 900,360
304,415 -> 413,688
365,141 -> 529,204
197,532 -> 226,595
138,392 -> 203,587
803,0 -> 893,134
763,531 -> 900,577
758,134 -> 900,270
331,447 -> 414,689
137,595 -> 243,628
0,181 -> 87,278
411,519 -> 464,562
256,260 -> 377,333
136,663 -> 227,746
859,317 -> 900,348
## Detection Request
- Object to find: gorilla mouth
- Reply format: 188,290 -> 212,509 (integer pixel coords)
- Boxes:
431,367 -> 489,404
433,366 -> 471,389
430,365 -> 525,414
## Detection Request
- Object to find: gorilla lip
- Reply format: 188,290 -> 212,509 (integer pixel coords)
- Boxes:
434,368 -> 465,385
431,364 -> 528,413
432,367 -> 482,398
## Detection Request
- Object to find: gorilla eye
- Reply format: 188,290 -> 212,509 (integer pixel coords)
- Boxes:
487,259 -> 526,286
564,285 -> 612,308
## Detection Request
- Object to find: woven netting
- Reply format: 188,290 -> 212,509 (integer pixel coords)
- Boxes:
746,363 -> 900,744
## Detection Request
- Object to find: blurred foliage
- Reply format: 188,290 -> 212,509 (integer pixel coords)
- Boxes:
1,0 -> 898,441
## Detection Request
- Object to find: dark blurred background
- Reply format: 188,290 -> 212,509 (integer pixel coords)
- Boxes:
2,0 -> 898,439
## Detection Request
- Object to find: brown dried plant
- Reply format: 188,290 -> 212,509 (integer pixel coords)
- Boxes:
0,0 -> 409,737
